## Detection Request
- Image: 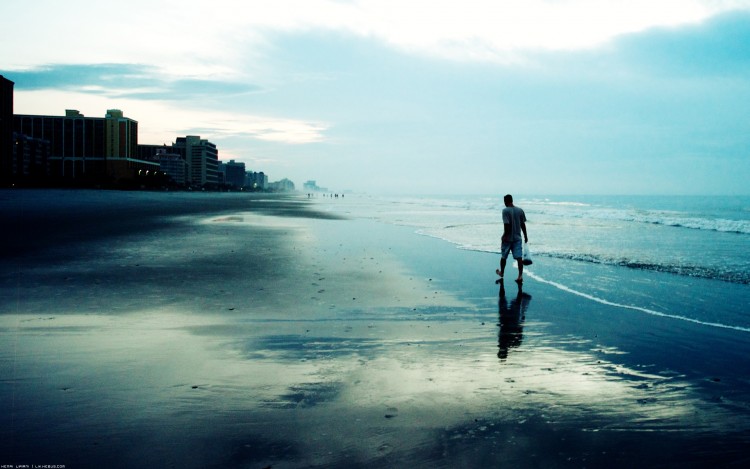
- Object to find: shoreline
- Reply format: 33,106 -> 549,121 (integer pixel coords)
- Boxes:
2,189 -> 749,468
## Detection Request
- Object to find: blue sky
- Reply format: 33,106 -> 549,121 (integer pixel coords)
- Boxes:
2,0 -> 749,194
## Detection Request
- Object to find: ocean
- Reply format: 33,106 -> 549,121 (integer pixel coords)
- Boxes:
322,194 -> 750,332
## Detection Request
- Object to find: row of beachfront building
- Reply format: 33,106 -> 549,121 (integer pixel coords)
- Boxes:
0,75 -> 294,191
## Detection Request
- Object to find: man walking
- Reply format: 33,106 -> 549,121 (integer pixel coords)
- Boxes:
497,194 -> 528,285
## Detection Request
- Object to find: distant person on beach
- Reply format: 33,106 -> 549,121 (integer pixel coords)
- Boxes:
497,194 -> 528,285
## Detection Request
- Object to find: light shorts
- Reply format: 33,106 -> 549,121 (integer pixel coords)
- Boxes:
501,239 -> 523,260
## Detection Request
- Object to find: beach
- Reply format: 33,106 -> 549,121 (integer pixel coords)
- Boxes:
2,189 -> 749,468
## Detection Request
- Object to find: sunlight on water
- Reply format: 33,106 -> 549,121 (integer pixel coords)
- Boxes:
2,309 -> 734,443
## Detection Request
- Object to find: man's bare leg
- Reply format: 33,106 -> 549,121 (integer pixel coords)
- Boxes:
515,258 -> 523,283
497,258 -> 507,278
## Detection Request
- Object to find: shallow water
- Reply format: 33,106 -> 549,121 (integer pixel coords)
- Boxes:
327,194 -> 750,284
322,194 -> 750,330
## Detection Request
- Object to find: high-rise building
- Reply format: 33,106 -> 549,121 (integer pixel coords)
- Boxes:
0,75 -> 14,184
246,171 -> 267,191
13,109 -> 155,183
221,159 -> 246,189
173,136 -> 219,189
137,144 -> 170,161
155,148 -> 188,186
12,132 -> 51,183
269,178 -> 295,192
104,109 -> 137,159
303,180 -> 327,192
14,109 -> 106,180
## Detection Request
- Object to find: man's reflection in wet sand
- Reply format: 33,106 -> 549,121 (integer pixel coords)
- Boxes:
498,280 -> 532,360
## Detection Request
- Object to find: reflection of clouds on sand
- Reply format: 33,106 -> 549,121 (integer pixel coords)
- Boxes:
5,308 -> 724,440
3,306 -> 748,467
180,314 -> 739,436
181,314 -> 749,466
334,340 -> 690,427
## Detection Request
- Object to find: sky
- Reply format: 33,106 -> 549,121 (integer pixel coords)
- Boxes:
2,0 -> 750,195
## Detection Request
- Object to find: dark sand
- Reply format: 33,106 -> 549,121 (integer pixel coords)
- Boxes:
1,189 -> 749,468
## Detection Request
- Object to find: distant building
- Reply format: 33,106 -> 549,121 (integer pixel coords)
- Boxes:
269,178 -> 295,192
1,75 -> 14,184
303,180 -> 328,192
3,77 -> 230,189
139,139 -> 225,189
173,136 -> 219,189
104,110 -> 137,159
13,108 -> 158,184
155,148 -> 188,186
12,132 -> 51,184
137,144 -> 170,161
102,109 -> 155,182
246,171 -> 267,191
220,159 -> 246,189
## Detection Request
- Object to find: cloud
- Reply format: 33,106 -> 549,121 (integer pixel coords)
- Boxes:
609,10 -> 750,77
185,115 -> 329,145
204,0 -> 750,60
10,85 -> 328,147
3,61 -> 325,147
233,0 -> 750,63
2,64 -> 153,91
5,0 -> 750,73
1,64 -> 262,100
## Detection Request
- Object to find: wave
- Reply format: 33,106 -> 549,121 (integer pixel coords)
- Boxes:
526,199 -> 591,207
526,271 -> 750,333
549,252 -> 747,283
416,228 -> 750,285
531,206 -> 750,235
514,250 -> 749,285
638,215 -> 750,235
375,196 -> 750,234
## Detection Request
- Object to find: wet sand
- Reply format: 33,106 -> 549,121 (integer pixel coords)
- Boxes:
1,189 -> 749,468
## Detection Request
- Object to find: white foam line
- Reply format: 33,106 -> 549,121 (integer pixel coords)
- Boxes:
526,271 -> 750,333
